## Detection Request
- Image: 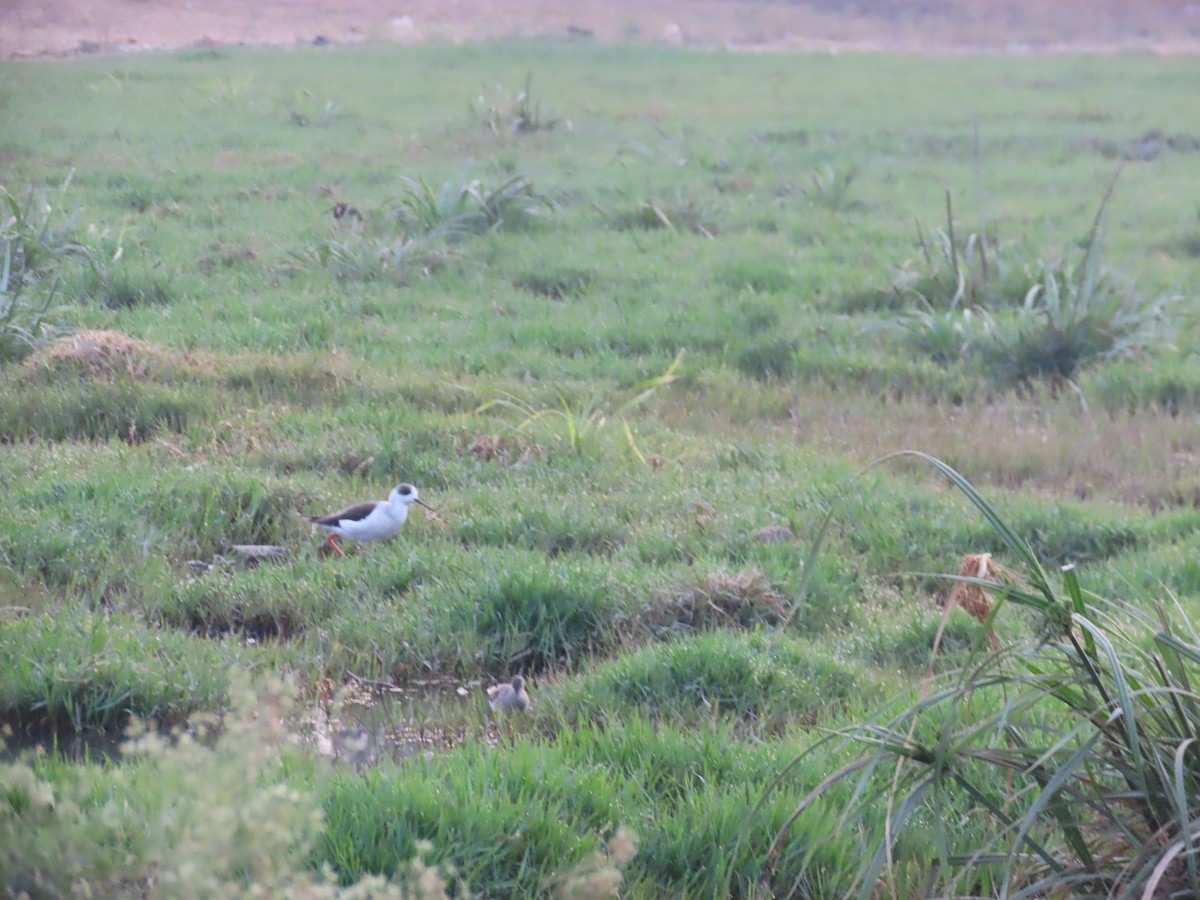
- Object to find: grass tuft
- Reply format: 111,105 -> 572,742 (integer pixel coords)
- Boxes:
608,191 -> 717,237
77,264 -> 175,310
0,371 -> 204,442
0,180 -> 94,363
734,334 -> 800,380
889,178 -> 1179,385
396,167 -> 554,241
513,265 -> 597,299
0,609 -> 238,733
552,630 -> 870,734
467,563 -> 619,672
470,71 -> 559,135
803,162 -> 863,212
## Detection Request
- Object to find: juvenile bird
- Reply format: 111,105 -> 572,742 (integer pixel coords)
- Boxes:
306,483 -> 433,557
486,675 -> 531,712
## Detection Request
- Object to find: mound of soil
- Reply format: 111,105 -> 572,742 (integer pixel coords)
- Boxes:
29,329 -> 165,380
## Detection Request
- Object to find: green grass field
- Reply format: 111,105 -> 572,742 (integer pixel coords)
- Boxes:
3,42 -> 1200,896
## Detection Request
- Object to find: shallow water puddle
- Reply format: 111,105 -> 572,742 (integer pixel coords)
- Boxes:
299,675 -> 512,767
0,678 -> 519,768
0,725 -> 128,764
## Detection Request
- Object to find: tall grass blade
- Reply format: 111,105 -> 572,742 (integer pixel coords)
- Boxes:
1170,738 -> 1200,895
1001,732 -> 1102,894
1062,564 -> 1096,660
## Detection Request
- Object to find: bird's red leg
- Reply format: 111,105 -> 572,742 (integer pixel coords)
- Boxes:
326,533 -> 347,558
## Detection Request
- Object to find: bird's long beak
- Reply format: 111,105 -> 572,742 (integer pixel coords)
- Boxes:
416,498 -> 437,512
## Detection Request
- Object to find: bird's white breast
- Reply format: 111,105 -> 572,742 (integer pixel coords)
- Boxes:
337,503 -> 405,541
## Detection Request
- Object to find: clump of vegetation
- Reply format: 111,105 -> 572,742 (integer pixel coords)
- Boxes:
292,169 -> 550,282
860,605 -> 986,671
289,233 -> 441,283
513,265 -> 596,299
802,162 -> 863,212
471,72 -> 559,135
0,329 -> 216,442
77,264 -> 175,310
0,609 -> 238,732
981,181 -> 1175,386
891,190 -> 1009,312
553,630 -> 866,733
395,167 -> 553,241
545,827 -> 639,898
880,190 -> 1012,364
0,373 -> 203,442
468,563 -> 618,672
889,180 -> 1176,386
609,191 -> 717,237
1087,357 -> 1200,415
734,334 -> 800,380
0,180 -> 95,363
471,350 -> 683,460
644,569 -> 789,635
752,453 -> 1200,898
145,476 -> 302,559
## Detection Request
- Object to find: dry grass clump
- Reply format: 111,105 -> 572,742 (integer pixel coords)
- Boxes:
937,552 -> 1024,652
27,329 -> 169,381
679,383 -> 1200,508
646,569 -> 788,635
336,452 -> 375,476
469,433 -> 515,461
467,432 -> 532,466
944,552 -> 996,624
546,827 -> 639,899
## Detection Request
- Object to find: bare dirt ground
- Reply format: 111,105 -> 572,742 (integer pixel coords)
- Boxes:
3,0 -> 1199,59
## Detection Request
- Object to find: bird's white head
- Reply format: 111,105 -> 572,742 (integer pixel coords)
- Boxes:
388,483 -> 435,513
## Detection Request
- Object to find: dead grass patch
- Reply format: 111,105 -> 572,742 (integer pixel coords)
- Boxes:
645,569 -> 788,636
27,329 -> 173,381
936,552 -> 1029,653
668,382 -> 1200,509
943,552 -> 996,625
467,433 -> 532,465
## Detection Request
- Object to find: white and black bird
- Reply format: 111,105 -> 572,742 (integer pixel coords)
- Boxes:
486,675 -> 531,712
306,483 -> 433,557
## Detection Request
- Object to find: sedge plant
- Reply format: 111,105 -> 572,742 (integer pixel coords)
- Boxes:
743,451 -> 1200,898
470,349 -> 683,461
